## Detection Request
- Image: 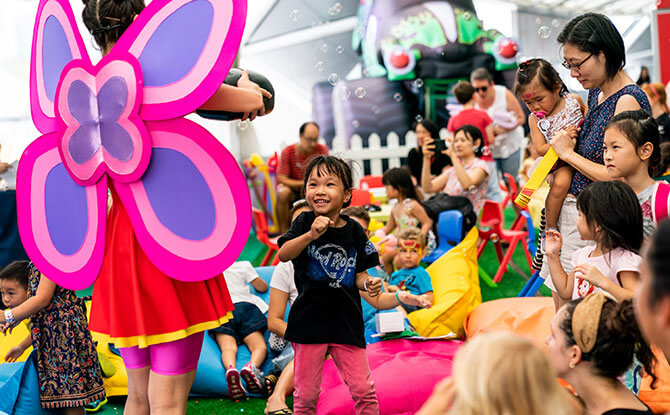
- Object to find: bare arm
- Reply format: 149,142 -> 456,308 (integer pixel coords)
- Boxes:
421,138 -> 448,192
361,289 -> 431,309
544,230 -> 574,301
250,277 -> 268,293
485,124 -> 496,146
572,264 -> 638,302
199,70 -> 272,120
551,130 -> 610,182
528,115 -> 551,156
381,208 -> 397,235
277,174 -> 304,190
0,275 -> 55,324
278,216 -> 333,262
572,93 -> 586,116
450,155 -> 487,190
267,288 -> 289,337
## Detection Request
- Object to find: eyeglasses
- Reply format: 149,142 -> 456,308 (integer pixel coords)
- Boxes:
474,86 -> 488,93
562,54 -> 592,71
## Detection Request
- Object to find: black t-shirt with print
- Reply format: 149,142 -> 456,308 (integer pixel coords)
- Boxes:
278,211 -> 380,348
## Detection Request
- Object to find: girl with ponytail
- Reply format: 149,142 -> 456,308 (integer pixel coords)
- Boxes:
547,292 -> 657,414
78,0 -> 271,413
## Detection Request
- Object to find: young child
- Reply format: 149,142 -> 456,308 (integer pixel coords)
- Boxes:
212,261 -> 268,401
603,109 -> 669,237
514,58 -> 585,268
447,81 -> 496,154
545,181 -> 643,302
277,155 -> 382,415
0,261 -> 105,414
386,228 -> 434,316
379,167 -> 435,274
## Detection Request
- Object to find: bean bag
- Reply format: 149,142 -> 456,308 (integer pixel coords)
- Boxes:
0,351 -> 51,415
191,265 -> 276,397
316,339 -> 462,415
464,297 -> 670,413
408,227 -> 481,338
0,321 -> 32,364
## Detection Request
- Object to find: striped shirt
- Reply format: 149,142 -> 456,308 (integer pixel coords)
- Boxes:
277,143 -> 329,180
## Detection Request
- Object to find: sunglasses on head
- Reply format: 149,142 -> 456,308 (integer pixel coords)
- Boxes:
475,86 -> 488,93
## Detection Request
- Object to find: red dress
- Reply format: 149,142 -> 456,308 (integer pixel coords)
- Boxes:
90,185 -> 234,348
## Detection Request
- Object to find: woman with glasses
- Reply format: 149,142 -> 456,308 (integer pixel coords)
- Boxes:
539,13 -> 651,311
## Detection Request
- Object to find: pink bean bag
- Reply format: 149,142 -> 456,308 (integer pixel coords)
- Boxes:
316,339 -> 462,415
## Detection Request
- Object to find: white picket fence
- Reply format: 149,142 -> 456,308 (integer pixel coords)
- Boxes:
329,128 -> 450,184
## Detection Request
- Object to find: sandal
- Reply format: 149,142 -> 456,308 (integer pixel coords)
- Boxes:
262,372 -> 279,398
240,362 -> 263,395
266,409 -> 293,415
226,366 -> 247,401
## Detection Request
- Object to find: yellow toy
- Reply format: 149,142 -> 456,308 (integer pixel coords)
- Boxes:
244,153 -> 280,234
514,147 -> 558,208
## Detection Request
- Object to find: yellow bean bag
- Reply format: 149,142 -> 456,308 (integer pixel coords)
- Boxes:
0,321 -> 32,364
464,297 -> 670,414
408,227 -> 481,338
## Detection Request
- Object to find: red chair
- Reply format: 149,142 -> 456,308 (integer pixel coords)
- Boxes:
477,201 -> 533,283
501,173 -> 527,231
350,189 -> 372,207
359,175 -> 384,190
252,208 -> 281,266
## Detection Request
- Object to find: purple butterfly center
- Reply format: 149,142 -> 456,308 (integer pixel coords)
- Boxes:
66,76 -> 135,165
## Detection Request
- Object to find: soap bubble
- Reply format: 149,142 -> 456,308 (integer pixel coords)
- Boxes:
320,43 -> 328,53
315,61 -> 325,71
538,26 -> 551,39
535,17 -> 543,25
413,78 -> 424,88
551,19 -> 561,28
237,119 -> 249,130
329,2 -> 342,16
415,115 -> 423,123
337,86 -> 351,100
289,9 -> 300,21
393,92 -> 403,102
371,105 -> 380,114
352,119 -> 360,128
363,68 -> 371,77
328,73 -> 340,85
336,45 -> 344,54
354,87 -> 366,98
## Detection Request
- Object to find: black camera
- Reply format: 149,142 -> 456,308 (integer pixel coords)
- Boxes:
433,139 -> 447,153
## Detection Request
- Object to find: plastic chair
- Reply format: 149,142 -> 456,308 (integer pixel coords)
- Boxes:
251,208 -> 281,266
350,189 -> 372,207
359,175 -> 384,190
477,201 -> 533,283
423,210 -> 463,264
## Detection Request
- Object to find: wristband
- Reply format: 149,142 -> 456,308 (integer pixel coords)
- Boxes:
4,309 -> 15,325
395,291 -> 402,305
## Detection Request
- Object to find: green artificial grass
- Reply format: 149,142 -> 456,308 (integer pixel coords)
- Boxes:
88,207 -> 548,414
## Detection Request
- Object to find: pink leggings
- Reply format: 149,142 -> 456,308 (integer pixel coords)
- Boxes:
292,342 -> 378,415
119,332 -> 204,376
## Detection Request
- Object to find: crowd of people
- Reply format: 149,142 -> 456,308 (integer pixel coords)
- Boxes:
2,6 -> 670,415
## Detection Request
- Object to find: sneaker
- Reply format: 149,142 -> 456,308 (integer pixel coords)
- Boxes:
85,397 -> 108,412
240,362 -> 263,395
226,366 -> 247,401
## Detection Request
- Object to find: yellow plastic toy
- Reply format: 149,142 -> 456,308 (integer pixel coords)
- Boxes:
245,153 -> 280,234
514,147 -> 558,208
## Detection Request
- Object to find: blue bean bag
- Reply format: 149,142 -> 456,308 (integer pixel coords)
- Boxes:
0,351 -> 53,415
191,265 -> 278,397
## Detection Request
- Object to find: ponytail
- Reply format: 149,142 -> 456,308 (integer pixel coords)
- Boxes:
82,0 -> 145,50
561,298 -> 657,388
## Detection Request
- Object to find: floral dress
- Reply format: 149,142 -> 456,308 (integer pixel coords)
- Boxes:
28,263 -> 105,409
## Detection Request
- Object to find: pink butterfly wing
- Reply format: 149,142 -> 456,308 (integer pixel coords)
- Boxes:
112,0 -> 247,120
30,0 -> 89,134
16,134 -> 107,290
114,118 -> 251,281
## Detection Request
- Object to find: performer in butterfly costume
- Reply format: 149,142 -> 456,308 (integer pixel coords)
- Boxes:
18,0 -> 270,412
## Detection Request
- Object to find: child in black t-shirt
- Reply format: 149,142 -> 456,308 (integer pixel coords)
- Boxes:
278,155 -> 382,415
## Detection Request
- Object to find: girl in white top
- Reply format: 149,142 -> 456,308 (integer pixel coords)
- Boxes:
545,181 -> 643,302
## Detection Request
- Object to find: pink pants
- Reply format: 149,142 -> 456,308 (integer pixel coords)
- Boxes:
292,342 -> 378,415
119,332 -> 204,376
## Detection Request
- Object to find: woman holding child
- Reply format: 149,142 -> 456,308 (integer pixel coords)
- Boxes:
540,13 -> 651,308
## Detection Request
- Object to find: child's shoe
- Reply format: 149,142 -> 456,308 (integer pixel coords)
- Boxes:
240,362 -> 263,395
226,366 -> 247,401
